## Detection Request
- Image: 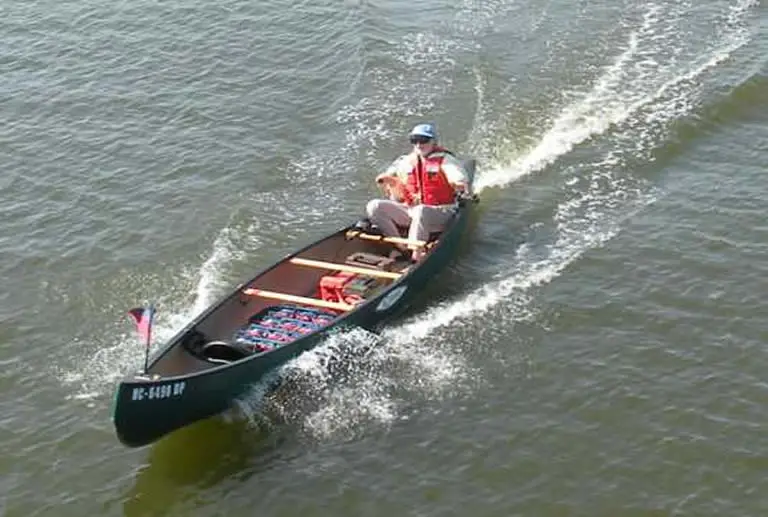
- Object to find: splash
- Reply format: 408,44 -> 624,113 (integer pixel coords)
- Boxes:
231,322 -> 474,441
60,223 -> 253,400
190,228 -> 246,317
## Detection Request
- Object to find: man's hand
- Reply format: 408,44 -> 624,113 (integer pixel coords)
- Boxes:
376,172 -> 398,185
377,175 -> 412,204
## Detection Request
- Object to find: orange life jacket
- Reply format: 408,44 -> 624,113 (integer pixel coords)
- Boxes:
404,147 -> 457,206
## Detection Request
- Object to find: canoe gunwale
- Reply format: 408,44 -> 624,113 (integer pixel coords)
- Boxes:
116,207 -> 463,386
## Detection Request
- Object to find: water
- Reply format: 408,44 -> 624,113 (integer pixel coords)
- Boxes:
1,0 -> 766,515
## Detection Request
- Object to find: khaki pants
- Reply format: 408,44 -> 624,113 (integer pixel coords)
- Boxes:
365,199 -> 456,243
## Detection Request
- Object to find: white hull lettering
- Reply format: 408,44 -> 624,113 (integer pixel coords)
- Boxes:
131,381 -> 186,402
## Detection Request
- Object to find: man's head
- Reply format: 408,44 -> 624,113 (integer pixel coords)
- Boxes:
409,123 -> 437,155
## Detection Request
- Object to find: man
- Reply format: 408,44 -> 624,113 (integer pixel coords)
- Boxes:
365,123 -> 470,261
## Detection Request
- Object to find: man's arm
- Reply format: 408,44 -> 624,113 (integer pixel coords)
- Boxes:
375,155 -> 412,203
375,155 -> 409,184
441,154 -> 470,194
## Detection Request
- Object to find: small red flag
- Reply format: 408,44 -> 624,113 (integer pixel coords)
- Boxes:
127,305 -> 155,345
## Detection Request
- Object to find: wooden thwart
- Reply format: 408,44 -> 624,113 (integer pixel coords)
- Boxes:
289,257 -> 402,280
345,230 -> 431,249
243,288 -> 355,312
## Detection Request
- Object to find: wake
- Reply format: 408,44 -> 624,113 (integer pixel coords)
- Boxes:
237,0 -> 757,440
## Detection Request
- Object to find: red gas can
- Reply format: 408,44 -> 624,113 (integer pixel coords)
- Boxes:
319,271 -> 358,304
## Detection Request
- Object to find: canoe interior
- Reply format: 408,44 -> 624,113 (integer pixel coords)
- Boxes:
145,228 -> 419,378
142,159 -> 476,381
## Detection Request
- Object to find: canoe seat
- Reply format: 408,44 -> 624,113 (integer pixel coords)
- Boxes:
201,341 -> 250,364
344,229 -> 432,250
353,218 -> 444,244
243,288 -> 355,312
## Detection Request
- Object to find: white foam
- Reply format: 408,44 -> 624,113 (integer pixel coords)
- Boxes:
229,320 -> 473,441
190,228 -> 245,317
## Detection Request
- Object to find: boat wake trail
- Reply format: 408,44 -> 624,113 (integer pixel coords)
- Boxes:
231,0 -> 758,442
475,0 -> 757,192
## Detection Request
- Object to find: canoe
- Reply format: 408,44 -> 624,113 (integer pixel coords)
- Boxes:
112,160 -> 478,447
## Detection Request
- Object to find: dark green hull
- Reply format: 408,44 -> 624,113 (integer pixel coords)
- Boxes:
113,164 -> 477,448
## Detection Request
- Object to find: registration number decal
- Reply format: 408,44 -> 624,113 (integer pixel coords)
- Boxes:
131,382 -> 186,402
376,284 -> 408,312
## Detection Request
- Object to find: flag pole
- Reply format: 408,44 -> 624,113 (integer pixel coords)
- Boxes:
142,305 -> 154,373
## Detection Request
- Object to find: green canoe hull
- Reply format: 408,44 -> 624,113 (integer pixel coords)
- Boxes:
113,162 -> 477,448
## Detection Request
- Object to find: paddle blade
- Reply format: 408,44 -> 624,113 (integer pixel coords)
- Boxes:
127,305 -> 155,345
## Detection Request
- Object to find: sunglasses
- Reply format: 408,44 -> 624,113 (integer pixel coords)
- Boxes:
410,135 -> 433,145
